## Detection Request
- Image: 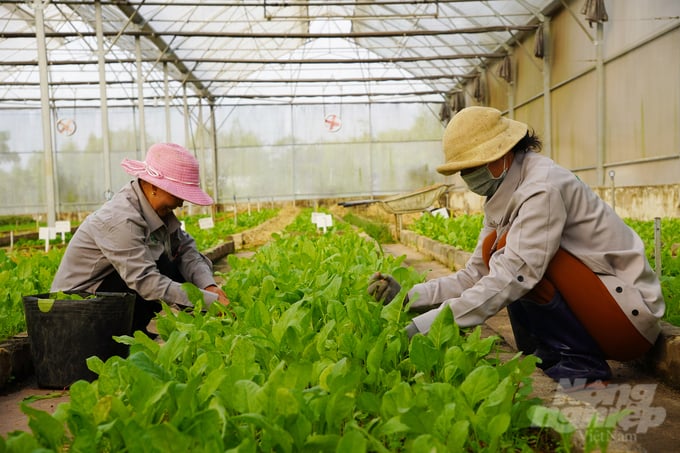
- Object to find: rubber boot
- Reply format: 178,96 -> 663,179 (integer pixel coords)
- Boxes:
507,301 -> 560,370
507,292 -> 612,384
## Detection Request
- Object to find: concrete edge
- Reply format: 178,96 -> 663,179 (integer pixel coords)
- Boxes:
0,334 -> 32,389
204,239 -> 236,263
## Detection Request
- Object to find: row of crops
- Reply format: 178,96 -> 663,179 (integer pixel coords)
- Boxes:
2,209 -> 615,452
0,209 -> 279,341
406,213 -> 680,327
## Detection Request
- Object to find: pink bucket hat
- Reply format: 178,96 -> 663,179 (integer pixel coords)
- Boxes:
121,143 -> 213,206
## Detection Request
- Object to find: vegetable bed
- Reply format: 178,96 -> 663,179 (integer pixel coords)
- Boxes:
0,210 -> 279,342
2,210 -> 583,452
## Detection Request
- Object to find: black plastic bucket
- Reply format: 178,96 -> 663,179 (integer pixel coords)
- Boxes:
23,292 -> 135,389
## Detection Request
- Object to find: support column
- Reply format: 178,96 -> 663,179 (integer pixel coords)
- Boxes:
34,1 -> 56,226
368,103 -> 374,198
507,81 -> 515,118
595,22 -> 606,186
197,97 -> 205,170
183,84 -> 190,150
135,35 -> 146,156
291,104 -> 296,204
164,62 -> 171,142
542,19 -> 553,159
95,1 -> 112,200
209,101 -> 219,207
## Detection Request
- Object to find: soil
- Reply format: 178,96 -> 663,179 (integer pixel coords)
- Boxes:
238,204 -> 301,249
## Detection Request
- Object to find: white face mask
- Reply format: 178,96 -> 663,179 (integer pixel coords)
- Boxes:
461,156 -> 509,197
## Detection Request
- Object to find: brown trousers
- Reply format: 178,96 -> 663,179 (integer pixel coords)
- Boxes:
482,231 -> 652,361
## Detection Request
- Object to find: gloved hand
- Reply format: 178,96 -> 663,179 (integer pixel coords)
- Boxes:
367,272 -> 401,304
405,322 -> 419,339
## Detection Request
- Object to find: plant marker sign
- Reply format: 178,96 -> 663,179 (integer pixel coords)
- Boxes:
311,212 -> 333,233
324,114 -> 342,132
198,217 -> 215,230
39,227 -> 57,252
54,220 -> 71,244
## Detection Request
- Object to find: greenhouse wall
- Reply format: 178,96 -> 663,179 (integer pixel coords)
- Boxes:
211,103 -> 444,202
0,0 -> 678,219
0,106 -> 184,216
0,102 -> 445,216
443,0 -> 680,217
459,0 -> 680,189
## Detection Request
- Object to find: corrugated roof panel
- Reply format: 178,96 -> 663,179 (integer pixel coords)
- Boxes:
0,0 -> 555,107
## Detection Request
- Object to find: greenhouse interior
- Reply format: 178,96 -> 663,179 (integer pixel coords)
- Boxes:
1,0 -> 680,452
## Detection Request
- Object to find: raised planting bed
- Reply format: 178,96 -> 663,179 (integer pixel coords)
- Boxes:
0,211 -> 617,452
0,334 -> 32,389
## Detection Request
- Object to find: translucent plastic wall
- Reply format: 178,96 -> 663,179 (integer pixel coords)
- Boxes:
213,103 -> 445,203
0,102 -> 445,216
0,107 -> 174,216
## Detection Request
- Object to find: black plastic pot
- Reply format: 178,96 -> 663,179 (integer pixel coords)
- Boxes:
23,292 -> 135,389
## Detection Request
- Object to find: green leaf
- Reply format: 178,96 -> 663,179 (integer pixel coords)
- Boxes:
381,382 -> 413,418
37,298 -> 54,313
428,304 -> 459,349
229,413 -> 294,452
86,355 -> 105,375
68,380 -> 98,415
376,416 -> 410,437
486,412 -> 511,439
197,368 -> 228,406
2,431 -> 43,452
476,376 -> 514,419
325,390 -> 356,431
274,387 -> 301,417
337,429 -> 367,453
21,403 -> 66,449
230,380 -> 262,413
460,365 -> 498,407
127,351 -> 170,381
527,405 -> 575,435
410,434 -> 446,452
446,420 -> 470,451
409,334 -> 439,374
181,282 -> 205,310
366,333 -> 386,376
304,434 -> 341,451
145,423 -> 192,452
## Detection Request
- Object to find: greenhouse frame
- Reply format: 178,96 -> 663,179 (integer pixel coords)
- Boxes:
0,0 -> 678,223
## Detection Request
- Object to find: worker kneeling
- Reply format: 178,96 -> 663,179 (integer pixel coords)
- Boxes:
368,106 -> 664,385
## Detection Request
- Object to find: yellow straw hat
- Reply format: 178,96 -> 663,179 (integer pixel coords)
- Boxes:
436,106 -> 528,175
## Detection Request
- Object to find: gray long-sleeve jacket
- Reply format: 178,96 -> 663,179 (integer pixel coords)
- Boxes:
408,151 -> 664,344
51,180 -> 218,307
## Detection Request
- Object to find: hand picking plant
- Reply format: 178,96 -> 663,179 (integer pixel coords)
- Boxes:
0,212 -> 577,452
